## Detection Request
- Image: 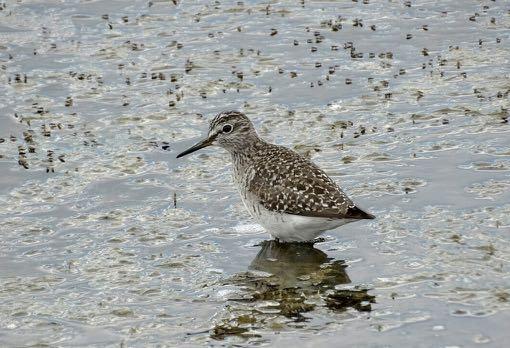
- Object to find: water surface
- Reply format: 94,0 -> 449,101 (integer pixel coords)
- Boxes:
0,0 -> 509,346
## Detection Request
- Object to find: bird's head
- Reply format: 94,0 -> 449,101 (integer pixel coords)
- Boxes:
176,111 -> 258,158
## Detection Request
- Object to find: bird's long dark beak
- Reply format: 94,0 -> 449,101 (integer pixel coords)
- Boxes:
176,136 -> 214,158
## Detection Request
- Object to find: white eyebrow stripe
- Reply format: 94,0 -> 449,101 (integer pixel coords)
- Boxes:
210,111 -> 240,130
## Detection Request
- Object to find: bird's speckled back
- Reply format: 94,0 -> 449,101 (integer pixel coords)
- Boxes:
231,140 -> 358,219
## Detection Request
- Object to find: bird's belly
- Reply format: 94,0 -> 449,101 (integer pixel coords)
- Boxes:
242,198 -> 354,242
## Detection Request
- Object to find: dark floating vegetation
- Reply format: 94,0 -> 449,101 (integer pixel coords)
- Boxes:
211,241 -> 375,340
326,289 -> 375,312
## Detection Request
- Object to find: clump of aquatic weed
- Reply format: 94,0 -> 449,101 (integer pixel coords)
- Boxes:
325,288 -> 376,312
210,241 -> 376,340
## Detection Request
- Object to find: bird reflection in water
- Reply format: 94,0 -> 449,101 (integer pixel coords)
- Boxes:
212,241 -> 375,340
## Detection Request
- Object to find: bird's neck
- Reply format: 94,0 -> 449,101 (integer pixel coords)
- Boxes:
226,133 -> 264,155
229,135 -> 268,166
229,137 -> 268,190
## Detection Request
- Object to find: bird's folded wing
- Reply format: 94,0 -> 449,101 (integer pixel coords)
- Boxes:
248,165 -> 358,219
247,145 -> 374,220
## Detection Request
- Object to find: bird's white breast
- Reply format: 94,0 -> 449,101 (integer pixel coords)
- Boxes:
240,193 -> 353,242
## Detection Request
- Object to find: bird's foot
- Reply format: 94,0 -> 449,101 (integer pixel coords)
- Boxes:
270,237 -> 326,245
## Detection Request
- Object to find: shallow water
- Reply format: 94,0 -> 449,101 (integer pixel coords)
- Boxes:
0,0 -> 509,346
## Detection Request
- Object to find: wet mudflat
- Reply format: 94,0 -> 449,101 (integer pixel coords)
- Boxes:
0,0 -> 509,346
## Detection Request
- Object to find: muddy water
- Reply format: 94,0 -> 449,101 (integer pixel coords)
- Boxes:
0,0 -> 509,346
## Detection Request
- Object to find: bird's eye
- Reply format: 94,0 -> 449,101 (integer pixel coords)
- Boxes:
222,124 -> 233,133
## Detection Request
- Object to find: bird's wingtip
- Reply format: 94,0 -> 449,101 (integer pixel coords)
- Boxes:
345,206 -> 375,220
